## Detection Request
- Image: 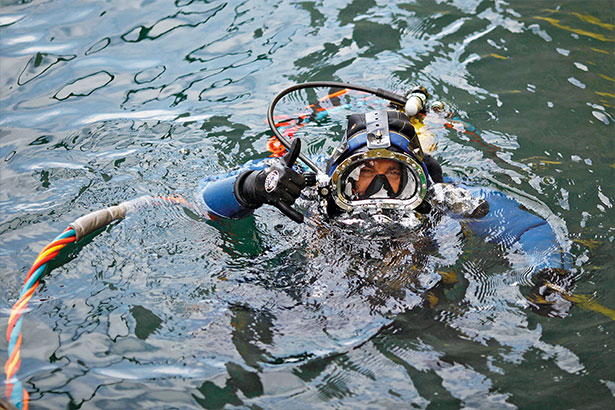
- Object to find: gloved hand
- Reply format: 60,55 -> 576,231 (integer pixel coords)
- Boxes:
429,183 -> 489,218
526,268 -> 573,318
235,138 -> 306,223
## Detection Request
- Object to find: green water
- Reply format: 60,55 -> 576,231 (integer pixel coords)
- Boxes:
1,0 -> 614,408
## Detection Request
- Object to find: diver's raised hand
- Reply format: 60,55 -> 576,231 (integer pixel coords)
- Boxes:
235,138 -> 306,223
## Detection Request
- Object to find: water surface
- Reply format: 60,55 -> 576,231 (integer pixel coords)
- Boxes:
1,0 -> 614,408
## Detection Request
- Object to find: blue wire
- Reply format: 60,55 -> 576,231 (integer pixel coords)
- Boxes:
57,228 -> 76,240
20,264 -> 46,299
10,379 -> 24,409
8,317 -> 22,354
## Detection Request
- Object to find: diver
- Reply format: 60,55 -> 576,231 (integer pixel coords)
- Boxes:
199,82 -> 573,317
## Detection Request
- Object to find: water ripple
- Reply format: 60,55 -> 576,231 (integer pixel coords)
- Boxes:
1,0 -> 613,408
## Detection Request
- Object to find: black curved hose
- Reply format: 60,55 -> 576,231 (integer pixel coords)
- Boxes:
266,81 -> 408,174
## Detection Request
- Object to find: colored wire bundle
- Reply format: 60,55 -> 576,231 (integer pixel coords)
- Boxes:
3,195 -> 194,410
5,227 -> 76,410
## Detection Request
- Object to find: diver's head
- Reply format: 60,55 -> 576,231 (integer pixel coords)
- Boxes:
325,110 -> 432,214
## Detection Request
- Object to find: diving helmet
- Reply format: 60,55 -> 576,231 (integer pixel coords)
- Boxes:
325,110 -> 431,213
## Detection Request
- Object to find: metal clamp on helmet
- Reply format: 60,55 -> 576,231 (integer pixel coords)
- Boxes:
365,111 -> 391,149
325,110 -> 430,213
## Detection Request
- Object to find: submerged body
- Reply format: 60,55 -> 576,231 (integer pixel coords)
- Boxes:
199,110 -> 573,316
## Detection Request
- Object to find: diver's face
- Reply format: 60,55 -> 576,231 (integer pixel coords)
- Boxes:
356,159 -> 402,197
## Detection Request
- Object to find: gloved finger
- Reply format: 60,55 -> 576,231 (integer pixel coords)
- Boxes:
286,169 -> 305,188
276,190 -> 296,205
274,200 -> 304,223
282,138 -> 302,168
303,172 -> 317,187
283,181 -> 302,198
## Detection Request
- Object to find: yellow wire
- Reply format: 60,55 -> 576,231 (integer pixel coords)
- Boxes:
32,244 -> 66,267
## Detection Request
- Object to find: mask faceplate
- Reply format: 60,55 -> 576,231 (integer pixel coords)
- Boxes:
330,149 -> 427,212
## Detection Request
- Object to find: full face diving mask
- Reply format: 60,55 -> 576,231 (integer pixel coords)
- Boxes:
327,110 -> 429,212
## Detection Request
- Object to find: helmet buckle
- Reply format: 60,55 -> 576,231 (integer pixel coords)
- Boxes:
365,111 -> 391,149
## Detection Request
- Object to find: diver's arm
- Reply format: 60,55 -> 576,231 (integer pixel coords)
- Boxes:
461,187 -> 571,270
428,182 -> 489,218
200,139 -> 306,222
201,173 -> 258,220
458,187 -> 574,317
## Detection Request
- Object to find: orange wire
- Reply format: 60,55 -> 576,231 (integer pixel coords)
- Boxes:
7,285 -> 38,340
319,88 -> 348,101
4,333 -> 22,378
5,384 -> 14,404
24,252 -> 59,283
40,237 -> 74,254
6,229 -> 76,410
32,245 -> 64,268
23,390 -> 29,410
25,239 -> 74,282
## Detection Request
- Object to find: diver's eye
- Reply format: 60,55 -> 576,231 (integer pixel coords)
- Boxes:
385,169 -> 402,179
359,168 -> 376,178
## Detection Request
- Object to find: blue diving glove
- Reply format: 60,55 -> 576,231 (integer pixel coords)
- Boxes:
235,138 -> 306,223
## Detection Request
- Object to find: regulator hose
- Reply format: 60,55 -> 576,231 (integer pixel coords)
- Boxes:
266,81 -> 409,174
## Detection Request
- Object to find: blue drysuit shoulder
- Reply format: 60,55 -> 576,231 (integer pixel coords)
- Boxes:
461,185 -> 572,271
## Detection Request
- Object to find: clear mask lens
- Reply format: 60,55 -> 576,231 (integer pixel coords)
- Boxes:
329,149 -> 428,212
341,158 -> 418,201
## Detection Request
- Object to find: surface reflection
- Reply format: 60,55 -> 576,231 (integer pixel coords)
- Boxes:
0,0 -> 613,408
